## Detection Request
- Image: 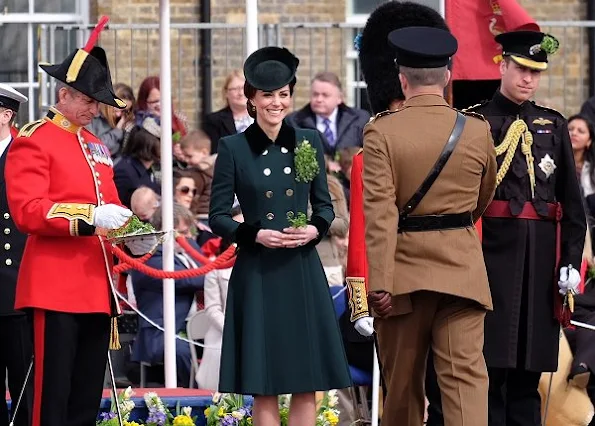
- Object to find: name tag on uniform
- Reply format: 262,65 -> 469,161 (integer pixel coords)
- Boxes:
88,142 -> 113,167
536,129 -> 552,134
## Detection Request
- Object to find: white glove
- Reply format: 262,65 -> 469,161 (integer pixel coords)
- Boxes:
93,204 -> 132,230
558,265 -> 581,295
354,316 -> 375,337
125,235 -> 158,256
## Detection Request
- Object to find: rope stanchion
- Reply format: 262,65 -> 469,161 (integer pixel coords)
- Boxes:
111,243 -> 236,279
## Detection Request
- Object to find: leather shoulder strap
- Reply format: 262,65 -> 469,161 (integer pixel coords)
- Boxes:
400,112 -> 467,219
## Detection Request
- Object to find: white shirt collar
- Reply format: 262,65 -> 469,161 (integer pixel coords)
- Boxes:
0,134 -> 12,158
316,107 -> 339,126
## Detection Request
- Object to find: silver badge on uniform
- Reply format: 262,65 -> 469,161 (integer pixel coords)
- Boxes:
538,154 -> 556,178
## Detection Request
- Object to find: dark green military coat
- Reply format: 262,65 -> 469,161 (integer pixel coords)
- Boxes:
209,121 -> 352,395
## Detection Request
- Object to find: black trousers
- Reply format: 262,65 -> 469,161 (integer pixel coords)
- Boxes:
487,367 -> 542,426
569,304 -> 595,372
32,310 -> 110,426
0,314 -> 33,426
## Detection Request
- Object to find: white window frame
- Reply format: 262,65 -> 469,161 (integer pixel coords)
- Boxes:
344,0 -> 445,109
0,0 -> 89,122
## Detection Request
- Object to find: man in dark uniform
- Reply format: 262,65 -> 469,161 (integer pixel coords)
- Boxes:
0,84 -> 31,426
467,30 -> 586,425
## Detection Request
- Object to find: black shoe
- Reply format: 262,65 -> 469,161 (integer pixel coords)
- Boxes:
569,363 -> 591,389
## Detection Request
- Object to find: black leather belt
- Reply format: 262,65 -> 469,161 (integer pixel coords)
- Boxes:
398,212 -> 473,233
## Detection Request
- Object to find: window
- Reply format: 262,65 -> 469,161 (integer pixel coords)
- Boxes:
0,0 -> 88,124
345,0 -> 444,111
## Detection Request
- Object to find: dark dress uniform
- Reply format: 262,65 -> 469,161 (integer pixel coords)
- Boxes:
0,85 -> 32,426
467,30 -> 586,426
0,143 -> 33,426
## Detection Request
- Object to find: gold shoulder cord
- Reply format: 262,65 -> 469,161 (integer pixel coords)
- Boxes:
494,119 -> 535,198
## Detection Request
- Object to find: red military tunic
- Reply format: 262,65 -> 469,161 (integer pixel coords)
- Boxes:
346,151 -> 369,321
5,107 -> 122,315
346,150 -> 483,321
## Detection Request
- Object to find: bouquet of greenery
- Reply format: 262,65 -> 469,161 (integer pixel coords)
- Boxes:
294,138 -> 320,183
107,215 -> 156,239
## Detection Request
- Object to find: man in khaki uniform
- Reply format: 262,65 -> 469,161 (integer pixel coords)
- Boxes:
363,26 -> 497,426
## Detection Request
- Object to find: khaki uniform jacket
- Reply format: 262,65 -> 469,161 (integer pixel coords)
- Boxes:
363,94 -> 497,310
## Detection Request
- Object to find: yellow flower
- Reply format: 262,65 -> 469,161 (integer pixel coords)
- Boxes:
173,414 -> 195,426
217,406 -> 225,417
324,410 -> 339,425
204,407 -> 210,416
124,422 -> 141,426
247,418 -> 253,425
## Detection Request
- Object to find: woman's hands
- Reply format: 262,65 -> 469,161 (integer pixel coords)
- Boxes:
255,229 -> 287,248
255,225 -> 319,249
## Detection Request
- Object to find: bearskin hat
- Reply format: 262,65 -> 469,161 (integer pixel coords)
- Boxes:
358,1 -> 449,114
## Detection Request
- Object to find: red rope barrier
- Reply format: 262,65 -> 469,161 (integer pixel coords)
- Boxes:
175,236 -> 213,264
111,242 -> 236,279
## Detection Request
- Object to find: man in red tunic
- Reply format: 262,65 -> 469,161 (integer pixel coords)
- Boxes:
5,17 -> 155,426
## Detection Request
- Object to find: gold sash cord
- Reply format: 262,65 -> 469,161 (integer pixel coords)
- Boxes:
494,119 -> 536,198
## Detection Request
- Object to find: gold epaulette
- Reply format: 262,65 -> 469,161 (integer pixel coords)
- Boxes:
369,109 -> 398,123
17,120 -> 45,138
461,103 -> 482,112
459,109 -> 487,121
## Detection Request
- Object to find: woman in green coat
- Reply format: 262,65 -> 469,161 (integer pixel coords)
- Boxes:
209,46 -> 352,424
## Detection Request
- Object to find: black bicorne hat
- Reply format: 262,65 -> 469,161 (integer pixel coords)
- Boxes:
495,30 -> 559,71
358,1 -> 449,114
40,16 -> 126,109
243,47 -> 299,92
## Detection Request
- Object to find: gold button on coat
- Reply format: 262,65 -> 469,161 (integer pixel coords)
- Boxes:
264,168 -> 271,176
266,191 -> 273,198
5,259 -> 12,266
266,213 -> 274,220
4,243 -> 10,250
284,167 -> 291,174
285,189 -> 294,196
4,228 -> 10,235
3,213 -> 9,219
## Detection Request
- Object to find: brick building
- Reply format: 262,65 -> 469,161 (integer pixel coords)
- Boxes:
1,0 -> 590,127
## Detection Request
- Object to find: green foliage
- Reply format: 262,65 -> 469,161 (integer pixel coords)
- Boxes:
107,215 -> 156,239
294,138 -> 320,183
286,211 -> 308,228
541,34 -> 559,55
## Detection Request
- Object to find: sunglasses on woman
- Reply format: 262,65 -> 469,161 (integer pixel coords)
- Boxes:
178,186 -> 198,196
